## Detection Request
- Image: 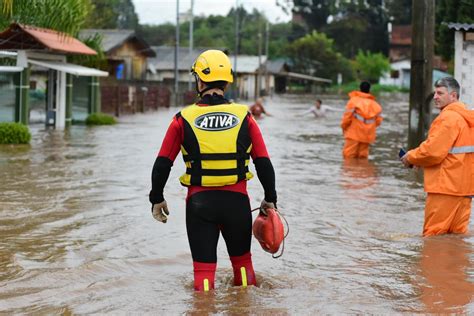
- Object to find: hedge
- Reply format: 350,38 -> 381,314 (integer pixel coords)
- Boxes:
0,122 -> 31,144
85,113 -> 117,125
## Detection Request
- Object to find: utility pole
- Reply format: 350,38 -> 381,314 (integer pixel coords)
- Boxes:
188,0 -> 194,91
174,0 -> 180,107
408,0 -> 434,149
234,0 -> 239,100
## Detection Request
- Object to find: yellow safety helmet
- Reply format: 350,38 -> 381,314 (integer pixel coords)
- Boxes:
191,50 -> 234,83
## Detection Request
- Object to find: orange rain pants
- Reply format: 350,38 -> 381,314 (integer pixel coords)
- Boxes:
423,193 -> 472,237
342,138 -> 369,158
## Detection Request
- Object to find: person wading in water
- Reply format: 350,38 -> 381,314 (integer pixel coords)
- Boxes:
149,50 -> 278,291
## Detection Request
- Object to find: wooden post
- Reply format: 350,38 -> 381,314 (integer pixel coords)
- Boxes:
408,0 -> 435,149
93,77 -> 101,113
88,76 -> 100,114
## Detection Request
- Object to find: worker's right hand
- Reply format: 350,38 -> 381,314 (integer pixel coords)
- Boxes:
151,201 -> 169,223
400,153 -> 413,168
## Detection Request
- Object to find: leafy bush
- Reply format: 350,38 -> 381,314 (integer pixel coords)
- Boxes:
0,122 -> 31,144
85,113 -> 116,125
354,50 -> 391,83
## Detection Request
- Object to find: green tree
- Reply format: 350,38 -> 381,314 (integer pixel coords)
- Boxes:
136,7 -> 293,59
137,23 -> 176,46
1,1 -> 106,68
324,14 -> 369,58
353,50 -> 390,83
116,0 -> 138,29
436,0 -> 474,61
1,0 -> 91,35
286,0 -> 335,31
286,31 -> 354,83
287,0 -> 389,57
385,0 -> 412,25
84,0 -> 138,29
84,0 -> 117,28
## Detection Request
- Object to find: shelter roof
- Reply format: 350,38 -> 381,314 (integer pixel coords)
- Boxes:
79,29 -> 155,57
0,23 -> 96,55
447,23 -> 474,31
266,59 -> 291,74
229,55 -> 267,73
28,59 -> 108,77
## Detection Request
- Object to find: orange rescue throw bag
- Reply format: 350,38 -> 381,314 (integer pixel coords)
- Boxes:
252,208 -> 284,254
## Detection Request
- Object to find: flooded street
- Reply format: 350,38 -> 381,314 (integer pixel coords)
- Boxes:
1,93 -> 473,314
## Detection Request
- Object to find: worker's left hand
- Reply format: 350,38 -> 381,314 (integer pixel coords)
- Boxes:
152,201 -> 169,223
260,199 -> 276,215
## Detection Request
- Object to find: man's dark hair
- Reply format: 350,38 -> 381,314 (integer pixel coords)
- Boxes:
434,77 -> 460,98
316,99 -> 322,105
360,81 -> 371,93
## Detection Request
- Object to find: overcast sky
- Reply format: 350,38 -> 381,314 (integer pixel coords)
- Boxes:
132,0 -> 292,25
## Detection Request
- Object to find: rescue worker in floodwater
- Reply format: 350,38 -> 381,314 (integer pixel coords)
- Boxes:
401,77 -> 474,237
340,81 -> 383,158
149,50 -> 278,291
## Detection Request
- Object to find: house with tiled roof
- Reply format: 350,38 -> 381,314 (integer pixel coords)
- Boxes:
80,29 -> 155,81
0,23 -> 108,128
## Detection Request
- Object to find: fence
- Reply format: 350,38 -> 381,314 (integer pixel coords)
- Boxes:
100,79 -> 171,116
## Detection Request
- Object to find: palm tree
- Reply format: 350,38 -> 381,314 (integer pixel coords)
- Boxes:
0,0 -> 91,36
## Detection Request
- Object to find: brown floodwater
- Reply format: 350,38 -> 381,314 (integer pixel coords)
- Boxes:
1,93 -> 473,314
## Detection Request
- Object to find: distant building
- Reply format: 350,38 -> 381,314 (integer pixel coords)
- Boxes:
389,25 -> 412,62
79,30 -> 169,115
230,54 -> 268,100
147,46 -> 204,87
382,24 -> 451,88
266,59 -> 291,93
0,23 -> 107,128
80,29 -> 155,80
448,23 -> 474,108
147,46 -> 273,101
379,59 -> 451,89
389,24 -> 448,69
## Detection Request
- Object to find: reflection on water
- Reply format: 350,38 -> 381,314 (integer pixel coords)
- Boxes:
418,236 -> 474,314
0,93 -> 472,314
340,158 -> 378,193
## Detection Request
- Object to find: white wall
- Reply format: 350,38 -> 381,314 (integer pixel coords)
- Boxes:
454,31 -> 474,108
380,59 -> 411,88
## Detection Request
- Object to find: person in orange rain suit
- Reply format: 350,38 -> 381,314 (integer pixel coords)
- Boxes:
340,81 -> 383,158
401,77 -> 474,237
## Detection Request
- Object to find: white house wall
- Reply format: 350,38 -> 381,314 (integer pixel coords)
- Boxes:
380,59 -> 411,88
454,31 -> 474,108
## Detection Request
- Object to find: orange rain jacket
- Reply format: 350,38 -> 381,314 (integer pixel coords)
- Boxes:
407,102 -> 474,196
340,91 -> 383,144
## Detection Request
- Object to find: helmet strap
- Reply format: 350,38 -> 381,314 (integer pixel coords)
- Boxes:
194,75 -> 202,97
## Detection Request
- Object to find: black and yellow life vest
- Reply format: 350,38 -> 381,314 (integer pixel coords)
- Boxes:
178,103 -> 254,186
